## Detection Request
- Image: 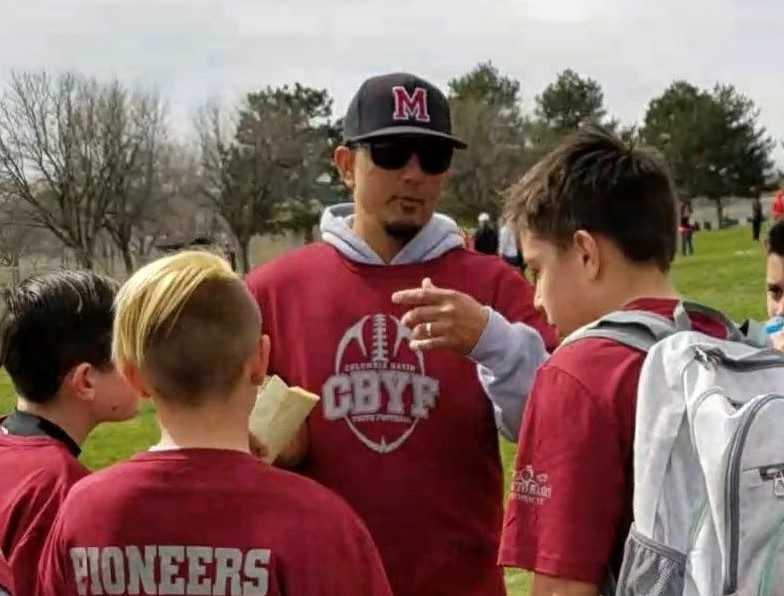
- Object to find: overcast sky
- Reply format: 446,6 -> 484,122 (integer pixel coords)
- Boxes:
0,0 -> 781,161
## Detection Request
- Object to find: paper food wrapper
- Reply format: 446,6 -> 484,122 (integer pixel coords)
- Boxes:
249,375 -> 319,463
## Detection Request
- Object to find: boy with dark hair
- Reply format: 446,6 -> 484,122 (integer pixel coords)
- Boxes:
0,271 -> 138,593
498,126 -> 727,595
763,220 -> 784,350
37,252 -> 392,595
765,219 -> 784,319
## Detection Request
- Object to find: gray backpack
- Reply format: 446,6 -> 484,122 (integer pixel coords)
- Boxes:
562,303 -> 784,596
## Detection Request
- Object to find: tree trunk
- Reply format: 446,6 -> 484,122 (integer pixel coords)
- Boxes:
715,198 -> 724,228
11,252 -> 20,285
103,240 -> 114,276
304,224 -> 315,244
121,245 -> 134,275
239,236 -> 251,275
76,248 -> 94,270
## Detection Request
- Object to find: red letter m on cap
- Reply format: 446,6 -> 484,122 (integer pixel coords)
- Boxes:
392,86 -> 431,123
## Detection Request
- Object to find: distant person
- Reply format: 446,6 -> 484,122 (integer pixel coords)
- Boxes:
499,219 -> 524,270
773,189 -> 784,221
765,220 -> 784,319
0,271 -> 139,595
752,196 -> 764,241
764,220 -> 784,352
37,251 -> 393,596
473,212 -> 499,255
679,199 -> 694,256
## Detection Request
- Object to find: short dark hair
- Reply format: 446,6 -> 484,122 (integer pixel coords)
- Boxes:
0,271 -> 118,403
504,124 -> 678,271
766,220 -> 784,257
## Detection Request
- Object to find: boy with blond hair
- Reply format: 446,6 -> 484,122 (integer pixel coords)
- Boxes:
37,251 -> 391,595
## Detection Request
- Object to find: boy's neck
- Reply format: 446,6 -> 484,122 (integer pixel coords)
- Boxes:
598,266 -> 679,316
153,395 -> 251,454
15,397 -> 95,447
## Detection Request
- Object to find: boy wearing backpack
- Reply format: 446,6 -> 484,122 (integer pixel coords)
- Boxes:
36,251 -> 392,596
497,125 -> 728,595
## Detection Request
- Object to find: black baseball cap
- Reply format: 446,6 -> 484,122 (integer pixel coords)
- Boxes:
342,73 -> 467,149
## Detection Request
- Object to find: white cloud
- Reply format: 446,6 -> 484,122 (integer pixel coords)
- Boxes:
0,0 -> 781,162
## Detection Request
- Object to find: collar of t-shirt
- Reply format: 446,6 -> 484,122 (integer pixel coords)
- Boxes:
0,410 -> 81,457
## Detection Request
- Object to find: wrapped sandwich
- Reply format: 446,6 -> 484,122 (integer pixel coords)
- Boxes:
249,375 -> 319,463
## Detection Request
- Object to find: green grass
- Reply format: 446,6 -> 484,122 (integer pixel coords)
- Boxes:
0,225 -> 768,596
671,226 -> 767,321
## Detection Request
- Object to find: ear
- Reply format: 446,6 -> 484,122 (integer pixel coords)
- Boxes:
572,230 -> 601,281
249,334 -> 271,386
120,362 -> 153,401
66,363 -> 97,404
334,145 -> 355,190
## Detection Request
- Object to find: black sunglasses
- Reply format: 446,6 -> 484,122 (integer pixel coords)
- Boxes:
350,139 -> 454,175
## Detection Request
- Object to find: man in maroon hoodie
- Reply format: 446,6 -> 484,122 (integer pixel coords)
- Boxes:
246,72 -> 557,596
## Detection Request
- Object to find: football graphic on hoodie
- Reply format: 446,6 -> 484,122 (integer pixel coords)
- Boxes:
322,313 -> 440,453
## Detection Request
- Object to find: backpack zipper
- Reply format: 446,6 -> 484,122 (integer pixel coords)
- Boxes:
693,346 -> 784,372
724,394 -> 784,594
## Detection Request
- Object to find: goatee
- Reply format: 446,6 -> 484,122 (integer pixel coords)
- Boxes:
383,222 -> 422,244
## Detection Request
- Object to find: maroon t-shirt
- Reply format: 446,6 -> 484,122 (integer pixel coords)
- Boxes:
246,243 -> 556,596
499,298 -> 727,584
37,449 -> 392,596
0,552 -> 13,595
0,432 -> 88,594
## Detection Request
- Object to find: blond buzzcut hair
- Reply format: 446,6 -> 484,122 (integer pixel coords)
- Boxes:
113,251 -> 261,404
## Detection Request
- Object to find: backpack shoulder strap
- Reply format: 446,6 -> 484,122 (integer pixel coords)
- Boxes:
560,300 -> 761,354
674,301 -> 769,348
560,310 -> 677,353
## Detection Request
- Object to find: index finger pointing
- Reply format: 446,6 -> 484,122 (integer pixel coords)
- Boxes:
392,286 -> 454,306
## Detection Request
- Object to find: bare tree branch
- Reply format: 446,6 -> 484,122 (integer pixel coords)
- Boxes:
0,70 -> 168,269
